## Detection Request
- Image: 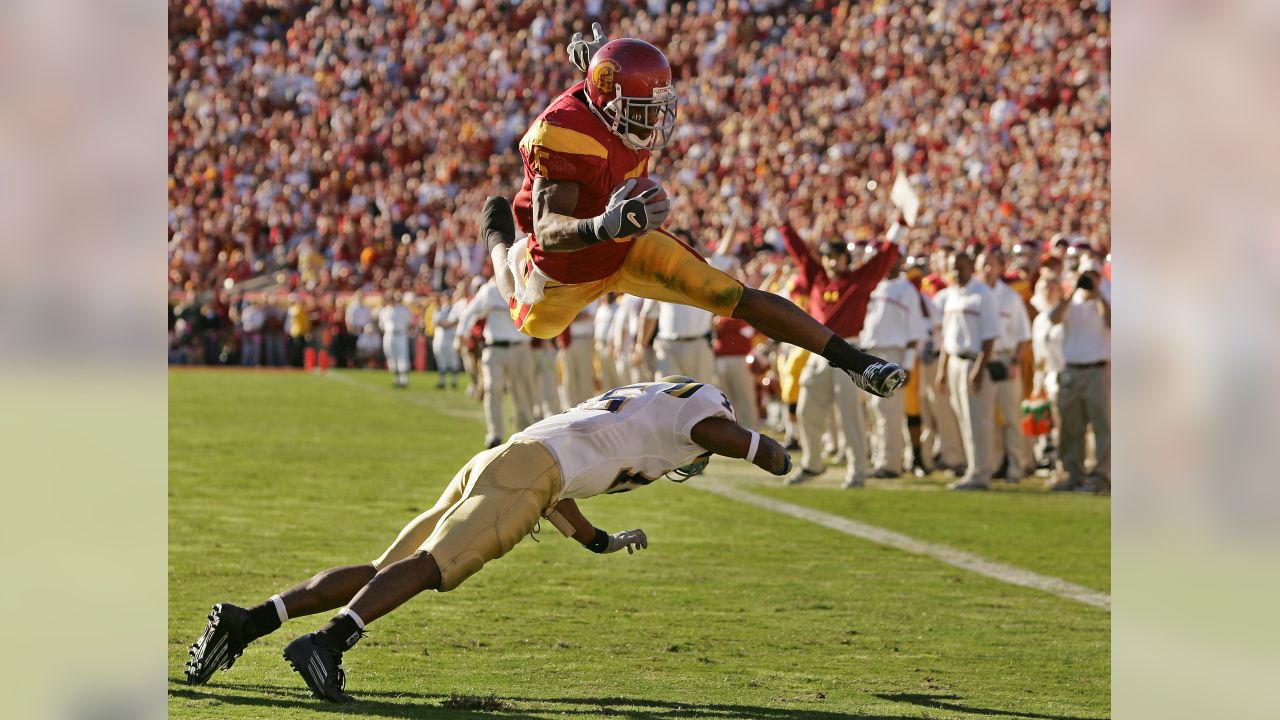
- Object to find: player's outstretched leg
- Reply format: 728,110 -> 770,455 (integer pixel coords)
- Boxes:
184,563 -> 377,685
732,288 -> 907,398
285,551 -> 441,703
481,195 -> 518,301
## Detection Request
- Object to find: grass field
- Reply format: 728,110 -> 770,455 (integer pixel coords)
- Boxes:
169,369 -> 1110,719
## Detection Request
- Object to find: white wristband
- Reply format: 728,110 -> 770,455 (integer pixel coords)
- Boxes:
745,431 -> 761,463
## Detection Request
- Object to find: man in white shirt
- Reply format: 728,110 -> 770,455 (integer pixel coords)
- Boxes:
239,299 -> 265,367
978,247 -> 1033,483
1031,275 -> 1066,471
378,291 -> 414,388
612,294 -> 651,383
344,292 -> 373,369
638,299 -> 716,384
184,378 -> 792,702
559,299 -> 598,409
1048,269 -> 1111,493
934,249 -> 1000,490
859,257 -> 926,477
431,289 -> 462,390
914,283 -> 967,476
460,279 -> 536,448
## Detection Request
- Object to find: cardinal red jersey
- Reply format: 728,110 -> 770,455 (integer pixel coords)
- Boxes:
780,224 -> 901,339
514,82 -> 650,284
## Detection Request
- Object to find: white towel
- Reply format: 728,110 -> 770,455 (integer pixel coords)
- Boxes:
506,237 -> 548,306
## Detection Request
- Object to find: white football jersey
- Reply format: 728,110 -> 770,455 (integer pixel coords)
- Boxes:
511,381 -> 736,499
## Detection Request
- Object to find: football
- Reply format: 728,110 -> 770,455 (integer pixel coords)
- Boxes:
627,176 -> 666,203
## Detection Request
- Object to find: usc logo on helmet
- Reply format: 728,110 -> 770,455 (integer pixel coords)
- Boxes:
591,58 -> 620,97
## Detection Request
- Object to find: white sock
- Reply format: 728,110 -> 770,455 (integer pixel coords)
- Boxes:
339,607 -> 367,630
270,594 -> 289,623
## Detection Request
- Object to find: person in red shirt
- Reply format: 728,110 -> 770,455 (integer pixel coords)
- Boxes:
779,209 -> 904,488
481,34 -> 905,399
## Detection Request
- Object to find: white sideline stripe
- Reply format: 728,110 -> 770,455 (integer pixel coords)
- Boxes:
697,480 -> 1111,611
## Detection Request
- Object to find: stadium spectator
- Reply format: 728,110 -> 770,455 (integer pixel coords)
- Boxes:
978,245 -> 1033,483
1047,268 -> 1111,493
431,289 -> 463,390
460,278 -> 536,448
860,252 -> 926,477
239,298 -> 265,367
935,248 -> 999,491
378,291 -> 413,388
641,300 -> 716,384
559,299 -> 599,408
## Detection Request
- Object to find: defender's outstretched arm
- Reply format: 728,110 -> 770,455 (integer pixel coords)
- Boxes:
690,416 -> 792,477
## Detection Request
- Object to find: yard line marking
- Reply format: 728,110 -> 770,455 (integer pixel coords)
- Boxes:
696,479 -> 1111,611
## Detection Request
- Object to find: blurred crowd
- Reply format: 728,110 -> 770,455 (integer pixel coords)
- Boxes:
169,0 -> 1109,298
169,0 -> 1110,489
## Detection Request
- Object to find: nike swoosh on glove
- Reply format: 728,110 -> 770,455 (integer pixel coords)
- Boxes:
590,179 -> 672,242
604,528 -> 649,554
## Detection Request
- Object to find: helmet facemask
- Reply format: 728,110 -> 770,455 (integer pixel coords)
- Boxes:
599,83 -> 678,151
667,451 -> 711,483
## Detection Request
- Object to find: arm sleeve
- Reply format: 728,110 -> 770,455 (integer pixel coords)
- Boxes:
780,223 -> 822,286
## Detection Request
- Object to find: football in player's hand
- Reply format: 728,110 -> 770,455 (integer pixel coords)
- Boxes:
627,176 -> 667,204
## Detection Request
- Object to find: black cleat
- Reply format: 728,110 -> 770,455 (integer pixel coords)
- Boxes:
185,603 -> 251,685
844,362 -> 907,398
479,196 -> 516,250
284,634 -> 355,703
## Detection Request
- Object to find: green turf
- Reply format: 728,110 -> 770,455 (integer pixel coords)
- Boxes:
170,369 -> 1110,719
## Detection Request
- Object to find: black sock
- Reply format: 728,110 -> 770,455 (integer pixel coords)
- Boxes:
243,601 -> 283,643
820,336 -> 875,374
315,614 -> 363,651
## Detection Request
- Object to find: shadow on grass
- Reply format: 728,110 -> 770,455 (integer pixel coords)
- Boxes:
874,693 -> 1108,720
170,677 -> 955,719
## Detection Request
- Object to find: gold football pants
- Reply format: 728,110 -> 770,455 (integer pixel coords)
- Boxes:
510,228 -> 745,339
372,440 -> 562,591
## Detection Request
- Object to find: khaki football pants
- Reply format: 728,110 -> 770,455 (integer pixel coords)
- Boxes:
991,358 -> 1031,481
594,340 -> 621,393
715,355 -> 757,429
559,338 -> 596,408
797,350 -> 868,483
865,347 -> 907,474
372,440 -> 562,592
948,357 -> 996,485
532,344 -> 560,418
653,337 -> 715,384
481,344 -> 536,442
920,356 -> 966,470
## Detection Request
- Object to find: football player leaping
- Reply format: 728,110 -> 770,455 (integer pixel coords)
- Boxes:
481,24 -> 907,399
184,377 -> 792,703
